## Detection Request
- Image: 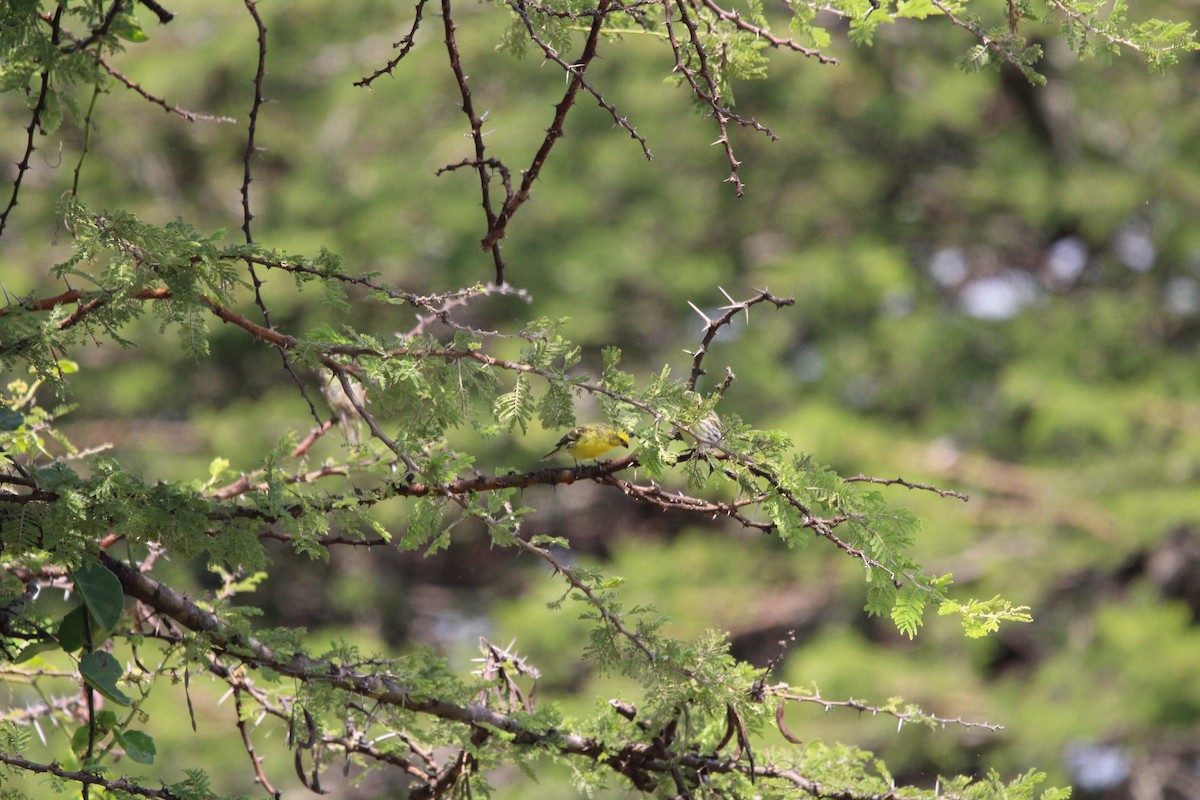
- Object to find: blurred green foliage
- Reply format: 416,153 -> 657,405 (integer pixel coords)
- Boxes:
3,0 -> 1200,797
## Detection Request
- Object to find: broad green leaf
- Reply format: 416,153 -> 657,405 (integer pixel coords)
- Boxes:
0,406 -> 22,431
80,651 -> 131,706
14,641 -> 58,663
112,10 -> 149,42
895,0 -> 938,18
115,729 -> 157,764
57,604 -> 90,652
70,710 -> 118,755
71,562 -> 125,631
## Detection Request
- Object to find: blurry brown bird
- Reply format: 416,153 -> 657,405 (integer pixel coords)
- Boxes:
321,372 -> 366,445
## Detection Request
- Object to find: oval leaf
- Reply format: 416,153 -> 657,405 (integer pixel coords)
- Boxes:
80,650 -> 131,706
0,407 -> 22,431
15,640 -> 58,663
115,729 -> 156,764
72,562 -> 125,631
112,10 -> 149,42
57,605 -> 90,652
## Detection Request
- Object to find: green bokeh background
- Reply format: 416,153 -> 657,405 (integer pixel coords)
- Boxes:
3,0 -> 1200,797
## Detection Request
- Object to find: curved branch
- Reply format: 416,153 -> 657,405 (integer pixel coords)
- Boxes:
0,5 -> 63,242
441,0 -> 510,283
0,752 -> 180,799
503,0 -> 651,159
696,0 -> 837,63
102,554 -> 915,799
355,0 -> 432,88
480,0 -> 616,252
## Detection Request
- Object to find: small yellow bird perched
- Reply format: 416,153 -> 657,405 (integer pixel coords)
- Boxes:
541,423 -> 631,461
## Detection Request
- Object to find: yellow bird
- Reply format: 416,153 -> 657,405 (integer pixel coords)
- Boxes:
541,424 -> 631,461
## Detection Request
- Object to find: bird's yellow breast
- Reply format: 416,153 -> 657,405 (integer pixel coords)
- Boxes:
568,437 -> 625,459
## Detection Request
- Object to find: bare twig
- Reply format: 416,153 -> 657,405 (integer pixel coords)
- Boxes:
503,0 -> 651,158
355,0 -> 432,87
685,287 -> 794,390
0,752 -> 181,799
0,5 -> 64,242
441,0 -> 509,283
769,686 -> 1004,732
844,474 -> 969,501
479,0 -> 616,252
93,51 -> 237,123
697,0 -> 837,64
233,1 -> 322,428
234,685 -> 281,797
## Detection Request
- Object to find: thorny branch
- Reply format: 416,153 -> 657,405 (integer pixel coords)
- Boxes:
503,0 -> 652,159
4,285 -> 960,585
0,752 -> 181,799
685,286 -> 795,391
440,0 -> 510,284
844,473 -> 970,501
664,0 -> 777,196
73,554 -> 990,799
0,5 -> 63,243
479,0 -> 617,252
928,0 -> 1029,68
50,21 -> 236,123
355,0 -> 433,87
767,687 -> 1004,733
513,534 -> 664,666
696,0 -> 837,63
90,50 -> 237,124
237,0 -> 322,429
64,0 -> 127,55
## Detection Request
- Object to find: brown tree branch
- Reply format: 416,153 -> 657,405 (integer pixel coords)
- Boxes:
0,752 -> 181,799
355,0 -> 432,87
503,0 -> 651,158
99,554 -> 913,799
480,0 -> 616,252
0,5 -> 63,242
440,0 -> 509,284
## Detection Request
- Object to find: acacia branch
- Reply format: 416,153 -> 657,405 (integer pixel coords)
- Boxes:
5,286 -> 926,591
355,0 -> 432,87
769,687 -> 1003,733
0,5 -> 63,242
686,287 -> 795,390
503,0 -> 651,159
235,0 -> 322,428
64,0 -> 126,55
441,0 -> 509,284
102,555 -> 911,799
480,0 -> 616,252
94,51 -> 236,123
844,474 -> 969,501
663,0 -> 778,195
696,0 -> 837,63
928,0 -> 1029,68
600,475 -> 773,531
513,534 -> 663,666
0,752 -> 180,799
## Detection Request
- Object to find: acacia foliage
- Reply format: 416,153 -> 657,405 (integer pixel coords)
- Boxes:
0,0 -> 1194,798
